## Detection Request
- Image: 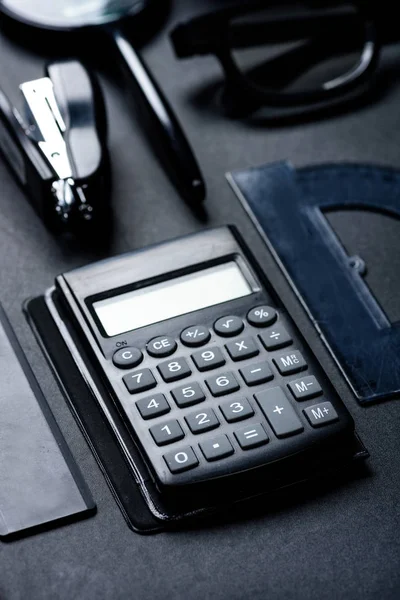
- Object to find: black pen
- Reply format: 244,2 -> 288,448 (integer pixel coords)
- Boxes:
112,30 -> 206,206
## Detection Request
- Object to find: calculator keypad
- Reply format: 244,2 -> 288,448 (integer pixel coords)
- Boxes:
115,306 -> 343,483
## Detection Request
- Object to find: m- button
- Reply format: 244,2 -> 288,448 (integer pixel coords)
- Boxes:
147,336 -> 177,358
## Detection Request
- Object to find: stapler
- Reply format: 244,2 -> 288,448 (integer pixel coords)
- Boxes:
0,60 -> 110,234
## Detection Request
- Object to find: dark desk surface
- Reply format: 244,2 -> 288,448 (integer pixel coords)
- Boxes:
0,2 -> 400,598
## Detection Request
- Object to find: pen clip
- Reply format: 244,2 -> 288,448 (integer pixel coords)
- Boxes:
19,77 -> 73,180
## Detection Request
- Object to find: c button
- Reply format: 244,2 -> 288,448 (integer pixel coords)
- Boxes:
113,347 -> 143,369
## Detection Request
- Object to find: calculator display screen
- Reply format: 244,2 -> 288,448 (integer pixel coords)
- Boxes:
93,261 -> 253,337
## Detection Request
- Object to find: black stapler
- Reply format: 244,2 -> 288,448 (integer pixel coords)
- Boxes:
0,61 -> 110,235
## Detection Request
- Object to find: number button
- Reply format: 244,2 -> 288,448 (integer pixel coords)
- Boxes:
273,351 -> 307,376
199,435 -> 234,461
234,424 -> 269,449
185,409 -> 220,434
259,324 -> 293,351
239,362 -> 274,386
123,368 -> 157,394
158,357 -> 191,383
225,337 -> 259,361
219,398 -> 254,423
164,447 -> 199,474
149,420 -> 185,446
206,372 -> 240,397
136,394 -> 170,420
192,347 -> 225,372
180,326 -> 210,347
247,306 -> 277,327
113,347 -> 143,369
147,336 -> 177,358
171,382 -> 205,408
214,316 -> 244,337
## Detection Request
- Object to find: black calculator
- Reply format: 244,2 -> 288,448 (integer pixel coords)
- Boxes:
51,227 -> 359,496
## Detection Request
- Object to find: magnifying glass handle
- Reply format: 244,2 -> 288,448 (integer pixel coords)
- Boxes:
110,27 -> 206,206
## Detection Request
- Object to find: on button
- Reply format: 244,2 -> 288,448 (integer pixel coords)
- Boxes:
113,347 -> 143,369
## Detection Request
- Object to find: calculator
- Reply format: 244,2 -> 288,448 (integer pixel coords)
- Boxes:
52,226 -> 358,494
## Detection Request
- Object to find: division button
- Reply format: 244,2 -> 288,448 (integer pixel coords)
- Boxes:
171,382 -> 205,408
147,336 -> 177,358
273,350 -> 307,376
239,362 -> 274,386
123,368 -> 157,394
288,376 -> 323,401
234,423 -> 269,450
219,398 -> 254,423
113,347 -> 143,369
225,337 -> 259,361
136,393 -> 170,420
185,408 -> 220,434
206,372 -> 240,397
255,387 -> 304,438
303,402 -> 339,428
164,447 -> 199,474
180,326 -> 210,347
247,306 -> 277,327
214,316 -> 244,337
150,419 -> 185,446
199,435 -> 234,461
192,347 -> 225,372
259,324 -> 293,351
158,357 -> 192,383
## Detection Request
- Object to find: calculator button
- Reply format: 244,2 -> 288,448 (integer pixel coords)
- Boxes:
214,316 -> 244,337
199,435 -> 234,461
158,358 -> 192,382
192,347 -> 225,372
225,337 -> 259,362
164,447 -> 199,474
255,387 -> 304,438
219,398 -> 254,423
150,420 -> 185,446
273,351 -> 307,376
259,324 -> 293,351
206,372 -> 240,397
234,424 -> 269,450
147,336 -> 177,358
303,402 -> 338,428
180,326 -> 210,347
171,382 -> 205,408
185,409 -> 220,434
113,347 -> 143,369
239,362 -> 274,386
247,306 -> 277,327
136,393 -> 170,420
288,376 -> 323,401
123,368 -> 157,394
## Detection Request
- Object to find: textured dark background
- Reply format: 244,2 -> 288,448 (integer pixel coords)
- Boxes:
0,1 -> 399,598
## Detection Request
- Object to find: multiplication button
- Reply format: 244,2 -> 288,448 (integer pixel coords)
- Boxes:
225,337 -> 259,361
247,306 -> 277,327
273,350 -> 307,376
214,316 -> 244,337
181,326 -> 210,347
164,447 -> 199,474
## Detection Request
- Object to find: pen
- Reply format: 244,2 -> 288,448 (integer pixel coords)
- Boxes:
111,29 -> 206,206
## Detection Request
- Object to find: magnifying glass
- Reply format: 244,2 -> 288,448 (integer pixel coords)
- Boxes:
0,0 -> 206,205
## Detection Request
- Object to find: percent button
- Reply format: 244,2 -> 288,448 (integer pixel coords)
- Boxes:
247,306 -> 277,328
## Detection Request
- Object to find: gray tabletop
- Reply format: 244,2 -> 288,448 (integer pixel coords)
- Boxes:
0,1 -> 399,598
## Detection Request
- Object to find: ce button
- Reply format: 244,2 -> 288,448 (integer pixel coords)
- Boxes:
113,347 -> 143,369
147,336 -> 177,358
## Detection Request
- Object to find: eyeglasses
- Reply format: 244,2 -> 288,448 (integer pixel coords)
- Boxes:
170,1 -> 383,121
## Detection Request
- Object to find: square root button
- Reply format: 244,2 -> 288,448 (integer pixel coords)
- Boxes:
255,387 -> 304,438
